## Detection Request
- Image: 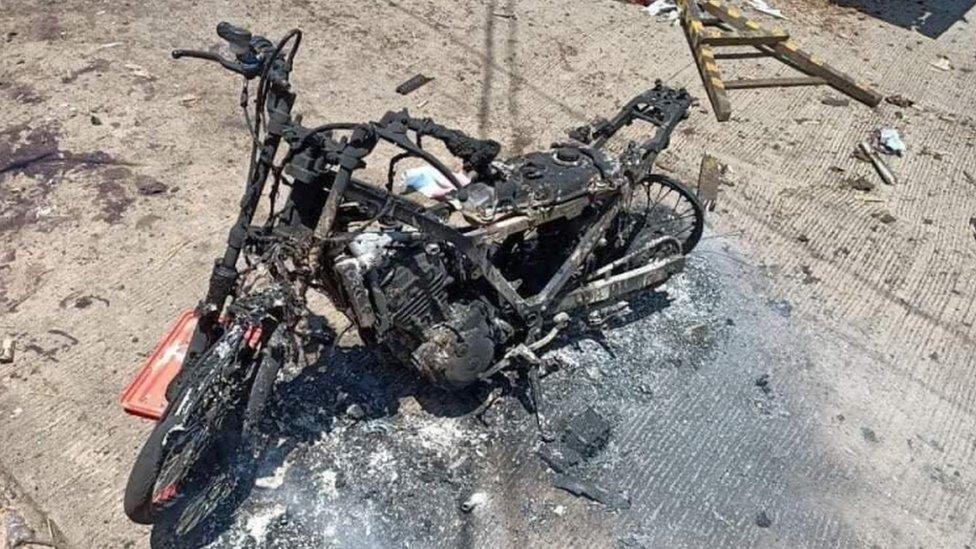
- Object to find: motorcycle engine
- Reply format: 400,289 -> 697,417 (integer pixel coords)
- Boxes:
334,232 -> 509,388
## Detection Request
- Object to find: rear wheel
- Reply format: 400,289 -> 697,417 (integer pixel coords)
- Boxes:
626,174 -> 705,255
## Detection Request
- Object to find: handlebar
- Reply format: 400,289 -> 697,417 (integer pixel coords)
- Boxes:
171,22 -> 279,80
171,49 -> 255,75
216,22 -> 252,50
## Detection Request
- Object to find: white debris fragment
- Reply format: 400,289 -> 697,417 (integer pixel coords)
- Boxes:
876,128 -> 906,156
747,0 -> 786,19
460,492 -> 488,513
255,462 -> 289,490
316,469 -> 339,500
244,504 -> 285,544
929,57 -> 952,71
643,0 -> 678,20
553,505 -> 566,516
0,337 -> 14,363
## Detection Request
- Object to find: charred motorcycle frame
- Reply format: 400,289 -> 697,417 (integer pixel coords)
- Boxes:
123,23 -> 704,527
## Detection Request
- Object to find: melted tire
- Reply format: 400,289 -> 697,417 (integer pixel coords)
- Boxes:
123,321 -> 268,526
123,403 -> 182,524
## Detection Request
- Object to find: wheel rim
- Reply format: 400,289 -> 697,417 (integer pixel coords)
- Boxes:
628,174 -> 705,255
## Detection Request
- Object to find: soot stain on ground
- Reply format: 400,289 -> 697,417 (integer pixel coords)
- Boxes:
0,123 -> 168,231
0,80 -> 46,105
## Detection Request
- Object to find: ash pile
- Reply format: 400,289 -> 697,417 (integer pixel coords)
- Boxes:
155,235 -> 814,548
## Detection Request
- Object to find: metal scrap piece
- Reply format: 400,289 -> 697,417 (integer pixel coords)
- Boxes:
396,74 -> 433,95
697,154 -> 727,211
553,474 -> 630,510
858,141 -> 897,185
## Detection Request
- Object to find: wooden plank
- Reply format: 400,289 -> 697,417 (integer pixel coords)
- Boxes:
699,28 -> 788,47
765,41 -> 883,106
699,0 -> 882,107
713,51 -> 772,60
724,76 -> 827,89
677,0 -> 732,121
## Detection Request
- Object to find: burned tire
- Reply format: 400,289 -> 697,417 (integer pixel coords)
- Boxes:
627,174 -> 705,255
123,328 -> 250,527
124,401 -> 184,524
123,291 -> 290,527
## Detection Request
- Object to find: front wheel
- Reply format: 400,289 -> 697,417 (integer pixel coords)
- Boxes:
123,290 -> 291,528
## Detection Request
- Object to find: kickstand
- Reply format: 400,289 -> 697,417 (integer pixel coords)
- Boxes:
527,364 -> 555,442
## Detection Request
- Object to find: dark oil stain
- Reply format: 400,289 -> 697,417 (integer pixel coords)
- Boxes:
0,123 -> 167,232
95,178 -> 134,224
30,14 -> 63,42
0,80 -> 46,105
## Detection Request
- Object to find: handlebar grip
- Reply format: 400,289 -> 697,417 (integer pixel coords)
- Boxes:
216,21 -> 252,49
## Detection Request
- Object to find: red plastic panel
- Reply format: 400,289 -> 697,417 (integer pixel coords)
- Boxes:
120,310 -> 197,421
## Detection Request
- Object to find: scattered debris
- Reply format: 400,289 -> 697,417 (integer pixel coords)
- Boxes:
538,407 -> 611,473
755,510 -> 772,528
254,464 -> 288,490
885,95 -> 915,108
552,474 -> 630,510
874,128 -> 906,156
178,94 -> 199,106
0,337 -> 14,363
460,492 -> 487,513
135,177 -> 168,195
491,11 -> 517,20
754,373 -> 771,394
747,0 -> 786,19
402,166 -> 469,199
697,154 -> 729,211
919,146 -> 946,161
929,57 -> 952,71
820,95 -> 849,107
861,426 -> 879,443
562,407 -> 611,458
345,403 -> 366,420
858,141 -> 898,186
969,217 -> 976,241
847,176 -> 875,192
800,265 -> 820,285
871,211 -> 896,224
768,299 -> 792,318
124,63 -> 153,79
964,171 -> 975,187
395,74 -> 433,95
89,115 -> 102,126
643,0 -> 678,20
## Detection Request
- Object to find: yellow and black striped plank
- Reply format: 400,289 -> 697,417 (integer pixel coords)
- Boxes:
678,0 -> 733,121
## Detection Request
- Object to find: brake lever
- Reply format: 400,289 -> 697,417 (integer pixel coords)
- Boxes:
172,49 -> 260,79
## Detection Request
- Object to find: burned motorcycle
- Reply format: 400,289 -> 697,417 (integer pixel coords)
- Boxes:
123,23 -> 704,527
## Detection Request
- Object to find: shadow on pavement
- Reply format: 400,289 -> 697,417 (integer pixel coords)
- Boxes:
830,0 -> 974,38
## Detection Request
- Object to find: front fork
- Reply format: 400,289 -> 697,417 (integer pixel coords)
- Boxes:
188,85 -> 296,360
